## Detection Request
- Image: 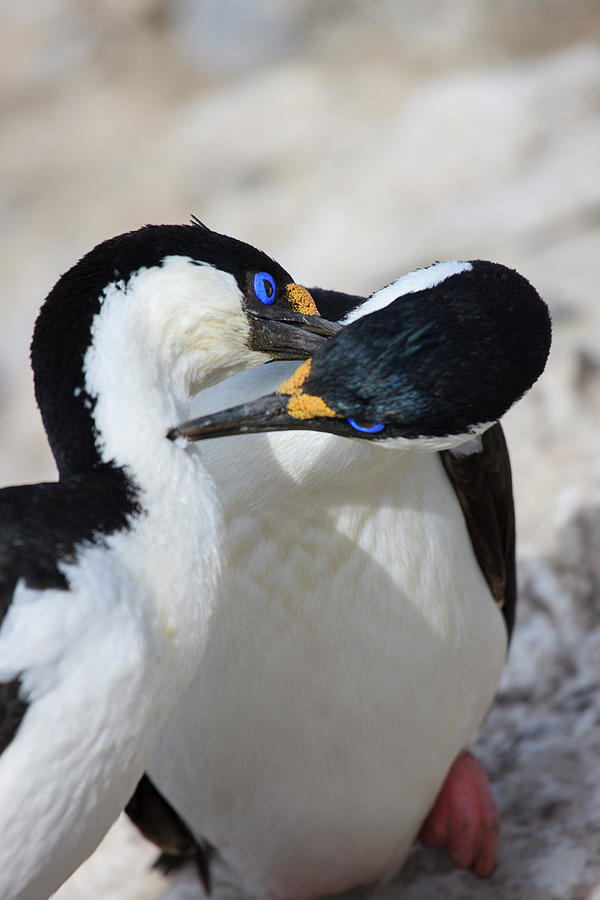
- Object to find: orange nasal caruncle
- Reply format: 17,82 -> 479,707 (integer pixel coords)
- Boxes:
276,359 -> 337,421
284,284 -> 320,316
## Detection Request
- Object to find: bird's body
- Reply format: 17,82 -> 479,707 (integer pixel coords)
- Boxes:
145,259 -> 550,900
149,363 -> 507,899
0,452 -> 219,900
0,222 -> 330,899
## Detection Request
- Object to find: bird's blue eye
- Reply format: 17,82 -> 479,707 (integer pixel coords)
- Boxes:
254,272 -> 277,305
347,418 -> 385,434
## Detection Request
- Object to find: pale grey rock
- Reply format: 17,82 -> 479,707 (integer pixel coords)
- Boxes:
169,0 -> 297,74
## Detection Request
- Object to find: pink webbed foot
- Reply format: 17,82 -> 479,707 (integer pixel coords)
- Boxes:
418,750 -> 499,878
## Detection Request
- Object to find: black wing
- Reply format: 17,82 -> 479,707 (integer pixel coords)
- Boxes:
0,677 -> 27,756
0,467 -> 139,756
0,487 -> 70,757
308,287 -> 365,323
126,776 -> 213,893
439,423 -> 516,642
0,565 -> 29,756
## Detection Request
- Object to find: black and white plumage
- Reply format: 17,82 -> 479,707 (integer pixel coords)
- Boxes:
131,260 -> 550,899
0,222 -> 334,900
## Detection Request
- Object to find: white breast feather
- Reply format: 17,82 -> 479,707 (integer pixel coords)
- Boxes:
148,364 -> 507,900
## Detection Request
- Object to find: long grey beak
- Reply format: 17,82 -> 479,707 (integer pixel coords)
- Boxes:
168,395 -> 296,441
167,393 -> 350,442
248,310 -> 341,359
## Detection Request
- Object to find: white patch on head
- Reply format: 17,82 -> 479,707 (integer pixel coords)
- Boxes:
343,260 -> 473,324
376,421 -> 493,452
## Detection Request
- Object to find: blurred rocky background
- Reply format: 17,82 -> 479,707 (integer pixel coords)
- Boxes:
1,1 -> 599,897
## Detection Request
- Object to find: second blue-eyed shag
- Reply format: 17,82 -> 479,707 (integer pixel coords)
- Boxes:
132,259 -> 551,900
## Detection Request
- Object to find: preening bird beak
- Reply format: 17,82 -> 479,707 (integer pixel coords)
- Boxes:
248,284 -> 341,359
168,394 -> 309,441
168,359 -> 348,442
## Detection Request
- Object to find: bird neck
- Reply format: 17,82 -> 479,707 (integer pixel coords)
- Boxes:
82,286 -> 191,485
33,256 -> 243,482
79,288 -> 223,677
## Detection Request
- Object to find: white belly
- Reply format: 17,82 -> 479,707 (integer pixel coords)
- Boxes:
149,419 -> 507,900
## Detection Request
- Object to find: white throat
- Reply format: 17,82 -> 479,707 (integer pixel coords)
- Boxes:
81,258 -> 228,663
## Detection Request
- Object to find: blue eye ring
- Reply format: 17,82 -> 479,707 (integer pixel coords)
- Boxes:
347,418 -> 385,434
253,272 -> 277,305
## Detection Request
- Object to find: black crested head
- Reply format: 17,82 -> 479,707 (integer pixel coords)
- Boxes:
301,260 -> 552,439
30,224 -> 296,479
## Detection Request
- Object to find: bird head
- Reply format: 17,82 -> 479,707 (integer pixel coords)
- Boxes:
31,222 -> 338,476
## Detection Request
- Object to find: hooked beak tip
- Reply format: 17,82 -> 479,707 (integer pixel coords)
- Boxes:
167,425 -> 183,442
249,314 -> 340,359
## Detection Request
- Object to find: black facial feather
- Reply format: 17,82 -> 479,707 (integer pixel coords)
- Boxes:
307,287 -> 365,323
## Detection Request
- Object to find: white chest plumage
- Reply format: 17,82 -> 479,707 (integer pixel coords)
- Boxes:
0,445 -> 221,900
148,365 -> 507,900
